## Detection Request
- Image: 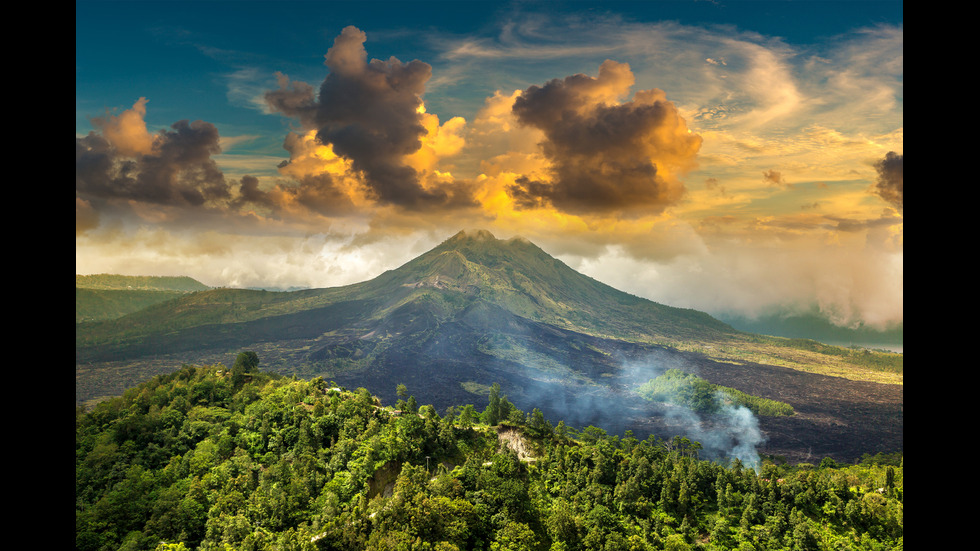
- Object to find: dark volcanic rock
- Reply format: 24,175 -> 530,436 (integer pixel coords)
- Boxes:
76,229 -> 902,464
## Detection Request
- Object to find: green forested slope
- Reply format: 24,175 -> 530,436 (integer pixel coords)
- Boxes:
76,274 -> 211,292
76,355 -> 904,551
76,275 -> 211,323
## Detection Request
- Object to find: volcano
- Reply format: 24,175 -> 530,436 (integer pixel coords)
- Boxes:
76,229 -> 903,463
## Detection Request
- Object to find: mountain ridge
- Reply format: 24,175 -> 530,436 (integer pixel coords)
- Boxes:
75,229 -> 903,463
365,228 -> 737,341
75,274 -> 212,323
75,230 -> 901,387
76,229 -> 739,362
75,273 -> 210,292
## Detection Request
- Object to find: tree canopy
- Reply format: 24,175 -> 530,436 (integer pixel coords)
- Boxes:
76,356 -> 903,551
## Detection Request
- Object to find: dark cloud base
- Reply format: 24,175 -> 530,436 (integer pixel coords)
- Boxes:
873,151 -> 903,210
507,60 -> 700,215
265,26 -> 477,212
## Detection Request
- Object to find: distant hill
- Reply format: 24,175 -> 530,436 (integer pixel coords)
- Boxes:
76,274 -> 210,292
718,310 -> 903,351
75,230 -> 902,463
76,274 -> 210,323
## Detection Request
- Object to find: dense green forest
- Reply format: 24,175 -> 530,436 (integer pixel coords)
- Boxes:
637,370 -> 796,417
76,354 -> 903,551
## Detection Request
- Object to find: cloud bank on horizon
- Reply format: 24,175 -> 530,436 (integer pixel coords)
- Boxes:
75,3 -> 903,332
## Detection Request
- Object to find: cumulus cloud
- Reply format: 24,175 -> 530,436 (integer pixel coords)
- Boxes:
231,131 -> 360,218
88,97 -> 156,157
505,60 -> 702,215
873,151 -> 903,210
237,172 -> 358,217
75,28 -> 485,240
565,229 -> 903,332
76,16 -> 902,333
265,26 -> 477,210
75,197 -> 99,235
75,99 -> 232,209
264,72 -> 318,125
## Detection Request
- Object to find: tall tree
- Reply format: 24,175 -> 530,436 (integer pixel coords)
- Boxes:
485,383 -> 502,426
231,351 -> 259,388
232,351 -> 260,373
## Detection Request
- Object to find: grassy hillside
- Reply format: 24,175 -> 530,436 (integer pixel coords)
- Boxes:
382,230 -> 737,343
76,274 -> 210,292
637,368 -> 796,417
702,335 -> 903,385
76,288 -> 189,323
76,274 -> 211,323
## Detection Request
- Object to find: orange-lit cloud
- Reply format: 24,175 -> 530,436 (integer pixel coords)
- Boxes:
76,20 -> 903,331
505,60 -> 702,215
76,103 -> 232,212
264,25 -> 477,211
89,97 -> 156,157
75,197 -> 99,235
405,105 -> 467,174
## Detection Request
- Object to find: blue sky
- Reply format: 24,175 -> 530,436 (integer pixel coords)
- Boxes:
76,1 -> 903,331
77,1 -> 902,134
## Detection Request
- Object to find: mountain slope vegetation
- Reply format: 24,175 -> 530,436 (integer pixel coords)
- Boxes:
75,230 -> 900,378
75,230 -> 736,358
76,358 -> 903,551
637,369 -> 796,417
76,230 -> 902,464
76,275 -> 211,323
77,274 -> 211,292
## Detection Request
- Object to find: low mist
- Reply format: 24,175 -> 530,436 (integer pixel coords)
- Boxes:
499,347 -> 767,469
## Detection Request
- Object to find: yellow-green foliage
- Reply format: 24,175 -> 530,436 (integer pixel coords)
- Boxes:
76,360 -> 900,551
637,369 -> 795,416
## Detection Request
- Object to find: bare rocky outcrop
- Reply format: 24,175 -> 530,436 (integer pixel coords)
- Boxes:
496,425 -> 537,462
367,460 -> 401,499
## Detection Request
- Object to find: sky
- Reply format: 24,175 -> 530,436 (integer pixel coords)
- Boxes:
76,0 -> 903,332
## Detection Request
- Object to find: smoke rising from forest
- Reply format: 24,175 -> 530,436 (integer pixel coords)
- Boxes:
656,388 -> 766,468
622,353 -> 765,468
496,345 -> 767,468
